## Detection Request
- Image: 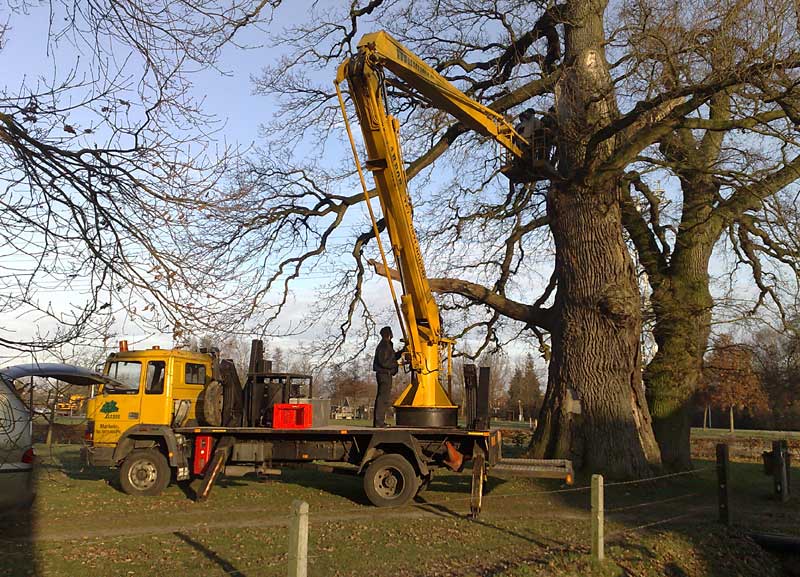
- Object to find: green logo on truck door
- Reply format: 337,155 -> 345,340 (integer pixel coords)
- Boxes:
100,400 -> 119,416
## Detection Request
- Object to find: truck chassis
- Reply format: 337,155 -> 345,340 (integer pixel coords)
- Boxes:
90,422 -> 572,517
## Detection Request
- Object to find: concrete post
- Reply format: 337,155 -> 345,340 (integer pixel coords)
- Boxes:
288,500 -> 309,577
591,474 -> 604,562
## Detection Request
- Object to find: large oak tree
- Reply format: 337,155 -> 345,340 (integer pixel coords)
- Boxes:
620,0 -> 800,468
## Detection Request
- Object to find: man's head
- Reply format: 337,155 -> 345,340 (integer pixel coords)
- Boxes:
519,108 -> 535,122
379,326 -> 393,340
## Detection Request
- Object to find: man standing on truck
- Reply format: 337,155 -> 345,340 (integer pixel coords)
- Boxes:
372,326 -> 403,427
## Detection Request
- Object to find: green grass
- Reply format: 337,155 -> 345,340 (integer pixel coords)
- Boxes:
692,427 -> 800,440
1,444 -> 798,577
31,415 -> 87,426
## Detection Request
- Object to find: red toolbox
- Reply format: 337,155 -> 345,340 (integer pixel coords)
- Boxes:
273,403 -> 313,428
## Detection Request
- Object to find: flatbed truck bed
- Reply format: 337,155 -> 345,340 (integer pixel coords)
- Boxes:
171,424 -> 571,516
86,420 -> 572,516
178,424 -> 494,436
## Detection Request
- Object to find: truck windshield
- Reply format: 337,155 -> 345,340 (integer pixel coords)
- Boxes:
104,362 -> 141,394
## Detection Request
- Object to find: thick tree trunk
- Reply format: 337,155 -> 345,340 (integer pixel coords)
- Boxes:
531,181 -> 660,477
530,1 -> 660,478
645,179 -> 717,470
645,277 -> 712,469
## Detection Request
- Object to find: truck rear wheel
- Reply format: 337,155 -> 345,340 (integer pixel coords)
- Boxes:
120,449 -> 171,496
363,454 -> 419,508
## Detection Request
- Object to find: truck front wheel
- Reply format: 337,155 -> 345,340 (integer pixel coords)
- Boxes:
120,449 -> 171,496
363,454 -> 419,508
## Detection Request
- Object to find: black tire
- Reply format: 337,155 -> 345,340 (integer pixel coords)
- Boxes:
363,454 -> 419,508
119,449 -> 171,496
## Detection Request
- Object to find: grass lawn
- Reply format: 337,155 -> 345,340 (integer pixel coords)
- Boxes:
691,427 -> 800,441
0,443 -> 797,577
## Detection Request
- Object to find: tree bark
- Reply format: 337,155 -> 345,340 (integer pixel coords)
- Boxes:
530,1 -> 660,478
645,277 -> 712,468
644,177 -> 719,469
532,179 -> 660,477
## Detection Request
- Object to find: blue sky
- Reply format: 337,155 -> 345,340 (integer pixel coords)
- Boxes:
0,3 -> 283,357
0,2 -> 439,364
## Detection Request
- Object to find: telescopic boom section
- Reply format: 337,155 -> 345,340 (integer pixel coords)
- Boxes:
335,31 -> 528,428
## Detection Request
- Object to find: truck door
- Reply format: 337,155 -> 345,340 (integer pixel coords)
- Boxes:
93,360 -> 143,446
138,359 -> 172,426
173,362 -> 207,425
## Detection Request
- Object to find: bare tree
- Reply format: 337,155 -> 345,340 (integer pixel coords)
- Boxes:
617,0 -> 800,468
0,0 -> 277,354
750,319 -> 800,430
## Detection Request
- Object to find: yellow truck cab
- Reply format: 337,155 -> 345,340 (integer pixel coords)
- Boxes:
83,345 -> 213,494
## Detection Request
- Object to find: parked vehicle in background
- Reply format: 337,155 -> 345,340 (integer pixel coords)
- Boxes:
56,394 -> 88,415
0,369 -> 35,513
0,363 -> 121,513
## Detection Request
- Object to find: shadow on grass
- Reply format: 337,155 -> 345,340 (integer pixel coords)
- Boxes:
37,443 -> 112,483
534,458 -> 800,577
174,531 -> 248,577
0,505 -> 37,577
175,479 -> 197,500
273,468 -> 371,505
425,468 -> 507,495
414,496 -> 559,550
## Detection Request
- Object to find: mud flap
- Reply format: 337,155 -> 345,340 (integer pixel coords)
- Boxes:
196,436 -> 235,502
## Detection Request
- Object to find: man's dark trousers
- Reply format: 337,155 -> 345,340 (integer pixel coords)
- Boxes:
373,371 -> 393,427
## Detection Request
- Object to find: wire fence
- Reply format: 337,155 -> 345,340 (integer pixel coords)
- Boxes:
411,464 -> 716,510
283,464 -> 719,577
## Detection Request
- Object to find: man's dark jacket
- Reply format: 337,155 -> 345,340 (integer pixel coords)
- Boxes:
373,339 -> 398,375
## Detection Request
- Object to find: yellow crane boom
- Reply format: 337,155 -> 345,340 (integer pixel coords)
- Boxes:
335,31 -> 530,427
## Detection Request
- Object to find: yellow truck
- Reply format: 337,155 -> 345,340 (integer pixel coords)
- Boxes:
81,30 -> 573,513
80,339 -> 517,513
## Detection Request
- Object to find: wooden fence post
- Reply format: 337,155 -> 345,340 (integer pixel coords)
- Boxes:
591,474 -> 604,562
288,500 -> 309,577
716,443 -> 731,526
773,440 -> 790,503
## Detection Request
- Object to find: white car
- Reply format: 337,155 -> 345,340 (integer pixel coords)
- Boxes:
0,363 -> 119,513
0,370 -> 35,512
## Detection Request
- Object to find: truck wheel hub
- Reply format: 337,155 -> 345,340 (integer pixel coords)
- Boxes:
375,468 -> 402,496
129,461 -> 157,489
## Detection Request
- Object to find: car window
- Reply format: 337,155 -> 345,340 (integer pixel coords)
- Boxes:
145,361 -> 166,395
105,361 -> 142,394
184,363 -> 206,386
